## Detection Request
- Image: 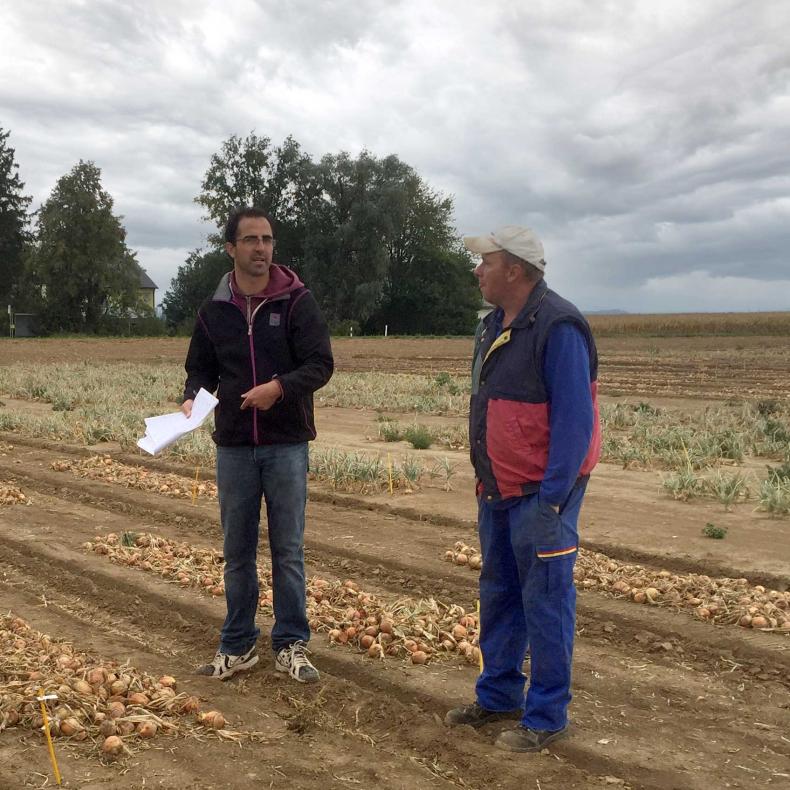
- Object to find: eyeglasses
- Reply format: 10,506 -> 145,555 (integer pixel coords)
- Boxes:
236,235 -> 275,246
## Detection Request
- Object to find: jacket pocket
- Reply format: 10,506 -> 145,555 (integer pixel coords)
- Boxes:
532,498 -> 563,545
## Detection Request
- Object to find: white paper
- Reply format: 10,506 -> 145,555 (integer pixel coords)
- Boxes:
136,387 -> 218,455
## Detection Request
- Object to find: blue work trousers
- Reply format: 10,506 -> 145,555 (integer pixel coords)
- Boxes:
475,482 -> 586,731
216,443 -> 310,655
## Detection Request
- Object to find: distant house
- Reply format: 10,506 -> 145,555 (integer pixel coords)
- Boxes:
477,300 -> 494,321
138,269 -> 157,311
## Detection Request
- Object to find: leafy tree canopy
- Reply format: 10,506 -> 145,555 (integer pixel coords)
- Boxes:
161,248 -> 230,331
184,133 -> 479,335
30,160 -> 142,333
0,127 -> 32,307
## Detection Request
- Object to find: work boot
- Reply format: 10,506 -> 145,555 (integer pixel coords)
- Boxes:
495,725 -> 568,752
444,701 -> 521,728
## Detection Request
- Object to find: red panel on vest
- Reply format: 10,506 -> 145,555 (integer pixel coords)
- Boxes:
486,399 -> 550,497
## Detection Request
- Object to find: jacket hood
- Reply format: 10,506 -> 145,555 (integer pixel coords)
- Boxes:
260,264 -> 304,299
213,264 -> 305,302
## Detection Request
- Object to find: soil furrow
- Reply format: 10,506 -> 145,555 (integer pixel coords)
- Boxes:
1,490 -> 789,789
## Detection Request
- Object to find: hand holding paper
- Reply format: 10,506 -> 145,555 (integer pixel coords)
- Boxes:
137,388 -> 218,455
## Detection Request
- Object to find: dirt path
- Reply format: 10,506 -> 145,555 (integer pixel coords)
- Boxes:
1,440 -> 789,789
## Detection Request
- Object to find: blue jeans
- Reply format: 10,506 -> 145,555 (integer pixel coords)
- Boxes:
216,443 -> 309,654
475,482 -> 587,732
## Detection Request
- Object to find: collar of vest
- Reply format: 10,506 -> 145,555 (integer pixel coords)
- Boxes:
507,280 -> 549,329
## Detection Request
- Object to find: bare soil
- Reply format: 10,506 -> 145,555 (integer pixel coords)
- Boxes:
1,336 -> 789,790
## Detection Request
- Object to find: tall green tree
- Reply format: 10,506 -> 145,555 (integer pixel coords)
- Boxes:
0,127 -> 32,308
372,176 -> 479,334
301,150 -> 478,333
31,160 -> 141,333
161,248 -> 230,331
195,133 -> 311,264
189,133 -> 479,334
299,151 -> 406,325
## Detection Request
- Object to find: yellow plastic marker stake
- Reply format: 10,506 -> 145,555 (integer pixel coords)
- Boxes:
476,600 -> 484,674
37,689 -> 62,786
387,453 -> 393,495
191,466 -> 200,505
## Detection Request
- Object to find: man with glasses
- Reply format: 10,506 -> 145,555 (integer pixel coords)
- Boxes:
181,206 -> 333,682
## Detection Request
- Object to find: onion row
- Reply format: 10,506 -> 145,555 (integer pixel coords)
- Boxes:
0,615 -> 240,762
52,456 -> 216,501
87,532 -> 482,666
444,542 -> 790,633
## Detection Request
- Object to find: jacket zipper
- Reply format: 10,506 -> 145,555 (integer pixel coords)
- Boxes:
245,296 -> 268,445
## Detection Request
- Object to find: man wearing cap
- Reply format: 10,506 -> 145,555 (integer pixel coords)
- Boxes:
445,226 -> 601,752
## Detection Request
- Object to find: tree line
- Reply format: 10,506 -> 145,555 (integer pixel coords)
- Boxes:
0,129 -> 148,335
1,127 -> 480,336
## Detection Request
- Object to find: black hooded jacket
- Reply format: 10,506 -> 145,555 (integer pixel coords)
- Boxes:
183,266 -> 334,446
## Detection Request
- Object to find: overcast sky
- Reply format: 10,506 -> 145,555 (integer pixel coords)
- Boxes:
2,0 -> 789,313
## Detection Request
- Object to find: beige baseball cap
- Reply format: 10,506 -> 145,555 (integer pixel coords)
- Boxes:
463,225 -> 546,271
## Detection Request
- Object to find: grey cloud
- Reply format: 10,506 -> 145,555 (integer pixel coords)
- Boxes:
1,0 -> 789,312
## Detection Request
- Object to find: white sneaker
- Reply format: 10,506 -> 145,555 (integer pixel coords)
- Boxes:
275,640 -> 319,683
195,646 -> 259,680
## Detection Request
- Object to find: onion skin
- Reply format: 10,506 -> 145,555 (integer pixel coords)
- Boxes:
108,702 -> 126,719
71,679 -> 93,695
367,643 -> 384,659
137,721 -> 158,739
199,711 -> 225,730
86,668 -> 106,686
180,696 -> 201,714
101,735 -> 124,758
99,719 -> 117,738
59,717 -> 84,737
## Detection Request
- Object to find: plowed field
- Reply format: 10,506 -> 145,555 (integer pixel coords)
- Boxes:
1,336 -> 789,790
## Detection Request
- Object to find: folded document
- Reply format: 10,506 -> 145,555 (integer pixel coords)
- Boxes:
136,388 -> 218,455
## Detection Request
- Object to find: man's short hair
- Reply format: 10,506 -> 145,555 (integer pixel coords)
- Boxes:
225,207 -> 276,244
504,250 -> 544,283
